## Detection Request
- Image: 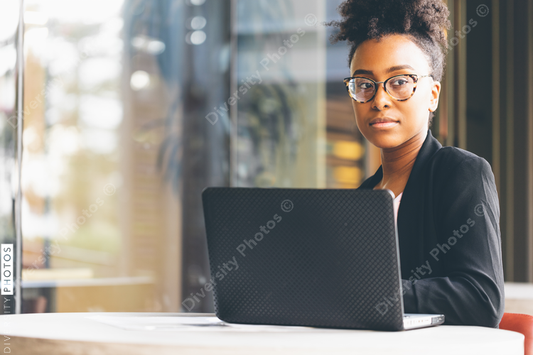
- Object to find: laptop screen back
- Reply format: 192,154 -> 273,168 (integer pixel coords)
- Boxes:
202,187 -> 405,330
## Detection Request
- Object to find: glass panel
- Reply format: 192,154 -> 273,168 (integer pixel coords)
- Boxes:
234,0 -> 328,188
20,0 -> 231,313
22,0 -> 137,312
234,0 -> 365,189
324,1 -> 366,187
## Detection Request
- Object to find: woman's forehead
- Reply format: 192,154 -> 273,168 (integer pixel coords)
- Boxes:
350,35 -> 430,75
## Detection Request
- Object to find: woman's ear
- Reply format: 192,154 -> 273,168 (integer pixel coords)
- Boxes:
429,80 -> 441,112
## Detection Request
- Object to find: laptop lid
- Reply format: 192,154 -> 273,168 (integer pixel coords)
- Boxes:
201,187 -> 405,331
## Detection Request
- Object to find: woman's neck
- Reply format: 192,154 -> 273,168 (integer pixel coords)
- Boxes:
375,129 -> 427,192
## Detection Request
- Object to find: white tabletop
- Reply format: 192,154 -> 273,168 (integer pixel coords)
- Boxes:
0,312 -> 524,355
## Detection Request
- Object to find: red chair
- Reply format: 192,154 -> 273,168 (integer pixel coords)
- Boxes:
499,312 -> 533,355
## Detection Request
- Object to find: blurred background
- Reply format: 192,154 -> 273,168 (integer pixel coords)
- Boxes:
0,0 -> 532,314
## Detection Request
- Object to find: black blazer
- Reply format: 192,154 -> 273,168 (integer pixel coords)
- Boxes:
357,129 -> 505,327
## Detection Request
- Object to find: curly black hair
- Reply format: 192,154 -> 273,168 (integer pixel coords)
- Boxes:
326,0 -> 451,124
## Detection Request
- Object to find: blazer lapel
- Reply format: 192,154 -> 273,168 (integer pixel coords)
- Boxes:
357,129 -> 442,278
357,166 -> 383,189
397,130 -> 442,277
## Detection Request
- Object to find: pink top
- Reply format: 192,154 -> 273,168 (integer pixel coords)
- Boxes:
393,192 -> 403,224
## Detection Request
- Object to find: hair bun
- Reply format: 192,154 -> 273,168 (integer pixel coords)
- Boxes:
326,0 -> 451,82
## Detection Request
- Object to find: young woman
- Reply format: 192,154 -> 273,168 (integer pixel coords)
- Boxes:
327,0 -> 504,327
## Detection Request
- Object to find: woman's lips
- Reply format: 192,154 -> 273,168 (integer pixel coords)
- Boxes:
370,121 -> 399,129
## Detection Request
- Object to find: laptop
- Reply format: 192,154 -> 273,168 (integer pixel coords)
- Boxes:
201,187 -> 444,331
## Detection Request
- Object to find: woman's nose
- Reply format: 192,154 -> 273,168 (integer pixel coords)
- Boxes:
372,83 -> 392,110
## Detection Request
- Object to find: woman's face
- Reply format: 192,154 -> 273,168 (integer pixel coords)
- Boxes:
349,34 -> 441,149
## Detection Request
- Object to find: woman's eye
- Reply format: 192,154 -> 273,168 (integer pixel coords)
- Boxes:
391,78 -> 409,87
358,82 -> 373,90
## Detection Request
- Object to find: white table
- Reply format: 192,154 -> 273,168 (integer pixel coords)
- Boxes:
0,312 -> 524,355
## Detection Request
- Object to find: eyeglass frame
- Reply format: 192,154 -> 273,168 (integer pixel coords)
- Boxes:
343,73 -> 434,103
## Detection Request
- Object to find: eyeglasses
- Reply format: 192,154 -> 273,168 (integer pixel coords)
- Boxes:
343,74 -> 433,103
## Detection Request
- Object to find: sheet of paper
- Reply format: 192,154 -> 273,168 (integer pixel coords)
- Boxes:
87,315 -> 314,332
